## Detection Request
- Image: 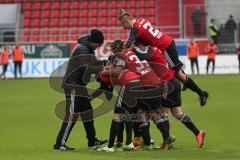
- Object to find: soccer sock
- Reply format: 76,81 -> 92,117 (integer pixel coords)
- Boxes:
133,122 -> 141,138
155,117 -> 170,143
162,116 -> 170,131
176,114 -> 200,136
138,122 -> 151,146
125,121 -> 133,145
108,120 -> 122,148
116,121 -> 124,143
185,76 -> 203,97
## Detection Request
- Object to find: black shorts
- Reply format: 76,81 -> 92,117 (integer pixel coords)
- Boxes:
165,40 -> 183,72
160,77 -> 181,108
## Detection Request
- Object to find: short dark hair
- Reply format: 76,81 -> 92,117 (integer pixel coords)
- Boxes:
89,29 -> 104,44
134,39 -> 149,47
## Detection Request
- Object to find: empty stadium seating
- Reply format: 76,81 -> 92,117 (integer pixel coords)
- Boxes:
0,0 -> 158,42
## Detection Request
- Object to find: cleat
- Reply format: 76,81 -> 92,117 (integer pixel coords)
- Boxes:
165,135 -> 176,150
140,144 -> 154,151
118,143 -> 134,151
97,146 -> 115,152
88,139 -> 108,149
199,91 -> 209,106
114,142 -> 123,148
196,130 -> 205,148
53,144 -> 75,151
133,137 -> 143,147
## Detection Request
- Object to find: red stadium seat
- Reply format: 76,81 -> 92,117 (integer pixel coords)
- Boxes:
99,1 -> 108,8
24,11 -> 31,19
109,17 -> 118,26
80,18 -> 88,26
49,36 -> 59,42
80,1 -> 89,9
41,19 -> 50,27
91,9 -> 98,17
33,11 -> 41,18
148,8 -> 156,16
51,19 -> 60,27
80,27 -> 88,34
23,19 -> 31,28
33,19 -> 40,27
72,10 -> 80,18
61,28 -> 69,35
137,0 -> 145,8
89,18 -> 98,27
23,29 -> 30,36
148,0 -> 155,7
129,8 -> 136,17
91,1 -> 98,9
50,28 -> 60,35
80,9 -> 88,17
62,10 -> 70,18
31,28 -> 40,35
70,35 -> 79,41
22,3 -> 31,10
22,36 -> 29,42
71,1 -> 80,9
149,16 -> 157,24
61,18 -> 70,27
40,29 -> 49,36
119,1 -> 127,9
52,10 -> 61,18
99,17 -> 108,26
59,36 -> 69,42
138,8 -> 146,17
42,10 -> 51,18
108,27 -> 116,33
62,1 -> 70,9
129,0 -> 136,8
120,34 -> 128,40
100,27 -> 108,34
33,3 -> 41,10
42,2 -> 51,10
30,36 -> 40,42
99,9 -> 108,17
52,2 -> 60,10
109,1 -> 118,8
70,28 -> 79,35
71,18 -> 79,27
39,36 -> 49,42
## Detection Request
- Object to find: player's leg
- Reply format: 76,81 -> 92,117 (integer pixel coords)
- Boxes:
3,63 -> 8,79
54,89 -> 79,151
206,59 -> 210,74
165,40 -> 208,106
195,58 -> 199,75
171,107 -> 205,148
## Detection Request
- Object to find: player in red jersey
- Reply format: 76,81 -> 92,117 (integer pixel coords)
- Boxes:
133,39 -> 206,149
118,8 -> 209,107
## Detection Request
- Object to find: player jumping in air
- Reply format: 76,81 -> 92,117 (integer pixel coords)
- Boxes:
117,8 -> 209,107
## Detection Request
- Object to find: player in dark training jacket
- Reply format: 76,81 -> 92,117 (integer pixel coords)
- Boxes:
117,8 -> 209,107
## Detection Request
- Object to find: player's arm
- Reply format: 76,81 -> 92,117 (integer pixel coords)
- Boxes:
100,65 -> 124,77
125,28 -> 139,48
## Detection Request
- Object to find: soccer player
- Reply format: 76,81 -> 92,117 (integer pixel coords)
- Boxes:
53,29 -> 107,151
117,8 -> 209,106
0,45 -> 9,80
12,44 -> 24,79
133,39 -> 205,149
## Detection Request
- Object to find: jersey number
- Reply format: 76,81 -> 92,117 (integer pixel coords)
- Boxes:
129,55 -> 149,71
143,22 -> 162,38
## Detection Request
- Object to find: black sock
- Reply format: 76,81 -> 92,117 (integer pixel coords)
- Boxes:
116,121 -> 124,143
176,114 -> 200,136
125,121 -> 133,145
108,120 -> 122,148
185,77 -> 203,97
163,116 -> 170,131
133,122 -> 141,138
138,122 -> 151,146
156,118 -> 170,143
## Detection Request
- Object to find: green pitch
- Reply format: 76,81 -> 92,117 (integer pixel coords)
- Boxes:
0,75 -> 240,160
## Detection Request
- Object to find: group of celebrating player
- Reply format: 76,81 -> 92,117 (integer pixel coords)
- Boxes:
53,8 -> 209,152
95,8 -> 208,152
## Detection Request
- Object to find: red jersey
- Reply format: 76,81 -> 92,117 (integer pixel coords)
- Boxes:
126,18 -> 172,52
121,49 -> 161,86
134,46 -> 175,81
0,48 -> 9,64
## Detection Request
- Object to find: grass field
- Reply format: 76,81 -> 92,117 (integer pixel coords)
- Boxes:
0,75 -> 240,160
